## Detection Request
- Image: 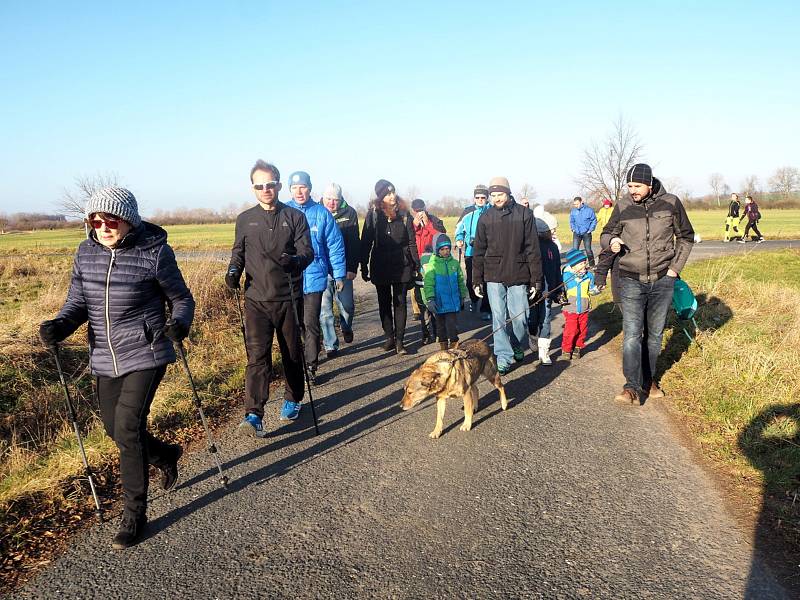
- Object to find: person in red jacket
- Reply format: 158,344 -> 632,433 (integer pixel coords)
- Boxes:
410,198 -> 446,343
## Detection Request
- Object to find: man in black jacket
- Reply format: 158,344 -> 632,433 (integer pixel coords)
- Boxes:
320,183 -> 360,355
601,163 -> 694,405
226,160 -> 314,437
472,176 -> 543,374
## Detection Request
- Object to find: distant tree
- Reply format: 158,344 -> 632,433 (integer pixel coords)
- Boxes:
518,182 -> 537,203
665,177 -> 692,202
708,173 -> 726,207
0,213 -> 7,234
58,172 -> 120,220
740,175 -> 761,198
768,166 -> 800,199
577,115 -> 643,203
405,185 -> 421,202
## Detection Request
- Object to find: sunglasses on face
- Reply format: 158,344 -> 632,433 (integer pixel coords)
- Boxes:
87,217 -> 121,230
474,195 -> 487,200
253,182 -> 278,191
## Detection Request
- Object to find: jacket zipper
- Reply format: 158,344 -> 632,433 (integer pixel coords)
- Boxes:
105,248 -> 119,375
644,201 -> 651,281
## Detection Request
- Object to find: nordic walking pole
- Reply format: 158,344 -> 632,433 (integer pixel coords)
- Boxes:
285,270 -> 320,436
175,341 -> 230,489
233,288 -> 248,358
52,345 -> 103,522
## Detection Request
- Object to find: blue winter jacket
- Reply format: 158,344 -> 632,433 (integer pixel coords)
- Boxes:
56,222 -> 195,378
287,198 -> 346,294
569,204 -> 597,236
454,204 -> 488,257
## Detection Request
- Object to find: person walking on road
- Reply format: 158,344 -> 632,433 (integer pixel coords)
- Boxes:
360,179 -> 420,355
320,183 -> 359,356
739,194 -> 764,243
596,198 -> 614,234
410,198 -> 446,343
600,163 -> 695,404
455,184 -> 491,319
39,187 -> 195,550
423,233 -> 468,350
226,160 -> 314,431
724,193 -> 742,242
569,196 -> 597,266
531,210 -> 562,364
472,176 -> 543,374
286,171 -> 346,385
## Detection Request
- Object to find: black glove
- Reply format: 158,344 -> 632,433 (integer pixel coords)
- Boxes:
557,290 -> 569,306
39,318 -> 68,348
361,266 -> 370,282
279,253 -> 299,273
225,267 -> 241,289
163,318 -> 189,342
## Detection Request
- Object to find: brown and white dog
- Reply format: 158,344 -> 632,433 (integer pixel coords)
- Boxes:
400,339 -> 508,438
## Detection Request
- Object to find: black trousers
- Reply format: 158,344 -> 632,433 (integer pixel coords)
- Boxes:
97,366 -> 174,517
374,282 -> 408,342
743,220 -> 762,239
412,285 -> 432,333
244,297 -> 305,418
465,256 -> 490,311
302,291 -> 323,367
435,312 -> 459,342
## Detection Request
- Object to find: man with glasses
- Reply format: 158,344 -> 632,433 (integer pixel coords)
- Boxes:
472,177 -> 543,374
287,171 -> 346,396
455,184 -> 491,318
226,160 -> 314,437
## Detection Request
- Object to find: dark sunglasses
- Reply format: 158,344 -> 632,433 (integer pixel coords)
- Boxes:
87,217 -> 121,230
253,182 -> 278,191
474,195 -> 487,200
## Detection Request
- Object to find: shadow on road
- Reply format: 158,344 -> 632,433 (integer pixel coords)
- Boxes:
738,403 -> 800,599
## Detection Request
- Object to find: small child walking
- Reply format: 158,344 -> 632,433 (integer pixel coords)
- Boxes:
531,211 -> 562,365
560,249 -> 599,360
423,234 -> 468,350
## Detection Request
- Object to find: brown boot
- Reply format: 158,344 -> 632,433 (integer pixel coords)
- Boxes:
648,382 -> 665,399
439,341 -> 449,351
614,388 -> 639,405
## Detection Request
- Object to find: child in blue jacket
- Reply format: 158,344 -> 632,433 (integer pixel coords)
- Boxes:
560,249 -> 599,360
423,234 -> 468,350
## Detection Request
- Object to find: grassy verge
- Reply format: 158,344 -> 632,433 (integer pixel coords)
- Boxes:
0,255 -> 259,590
2,209 -> 800,253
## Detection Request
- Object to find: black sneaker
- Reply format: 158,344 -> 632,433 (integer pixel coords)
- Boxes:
160,444 -> 183,491
112,513 -> 147,550
382,337 -> 396,351
308,364 -> 317,384
325,348 -> 339,359
342,330 -> 354,343
396,341 -> 407,355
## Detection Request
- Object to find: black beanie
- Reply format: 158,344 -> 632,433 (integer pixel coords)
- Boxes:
411,198 -> 425,211
626,164 -> 653,185
375,179 -> 395,201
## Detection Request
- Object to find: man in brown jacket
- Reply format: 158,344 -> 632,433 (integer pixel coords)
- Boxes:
600,163 -> 694,404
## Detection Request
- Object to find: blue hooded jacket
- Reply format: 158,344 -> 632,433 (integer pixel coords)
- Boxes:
569,204 -> 597,236
287,198 -> 346,294
454,203 -> 489,257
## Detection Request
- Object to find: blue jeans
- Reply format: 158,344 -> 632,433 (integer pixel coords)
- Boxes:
320,276 -> 355,351
486,282 -> 529,368
619,275 -> 676,394
572,232 -> 595,265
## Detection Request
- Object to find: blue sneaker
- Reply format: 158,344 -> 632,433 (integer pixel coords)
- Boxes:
513,348 -> 525,363
280,400 -> 301,421
238,413 -> 267,438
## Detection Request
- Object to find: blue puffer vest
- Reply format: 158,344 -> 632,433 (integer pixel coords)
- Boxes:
287,198 -> 346,294
57,222 -> 195,378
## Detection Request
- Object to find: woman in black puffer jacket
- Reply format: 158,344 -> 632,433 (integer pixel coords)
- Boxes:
39,187 -> 194,550
360,179 -> 420,354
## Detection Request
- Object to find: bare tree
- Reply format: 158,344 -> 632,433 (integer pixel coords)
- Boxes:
740,175 -> 761,197
708,173 -> 726,207
57,172 -> 120,220
665,177 -> 692,202
577,115 -> 643,203
405,185 -> 420,202
768,166 -> 800,199
0,213 -> 7,234
518,182 -> 538,202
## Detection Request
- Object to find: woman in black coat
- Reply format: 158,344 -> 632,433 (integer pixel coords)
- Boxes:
360,179 -> 420,354
39,187 -> 194,550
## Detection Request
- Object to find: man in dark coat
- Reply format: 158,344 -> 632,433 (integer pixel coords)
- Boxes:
226,160 -> 314,436
601,163 -> 694,404
472,176 -> 543,374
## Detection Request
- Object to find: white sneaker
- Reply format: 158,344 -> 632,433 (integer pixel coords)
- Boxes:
537,338 -> 552,365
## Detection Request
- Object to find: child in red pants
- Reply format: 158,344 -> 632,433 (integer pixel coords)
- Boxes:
560,249 -> 599,360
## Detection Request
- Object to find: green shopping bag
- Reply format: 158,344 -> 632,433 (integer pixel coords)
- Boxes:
672,278 -> 699,341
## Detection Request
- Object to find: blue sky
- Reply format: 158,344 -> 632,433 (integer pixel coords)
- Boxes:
1,1 -> 798,215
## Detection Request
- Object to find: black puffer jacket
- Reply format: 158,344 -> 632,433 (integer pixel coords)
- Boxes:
472,200 -> 542,287
56,222 -> 195,378
360,207 -> 420,285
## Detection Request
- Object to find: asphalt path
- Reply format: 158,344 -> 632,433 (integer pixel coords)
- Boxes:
11,241 -> 797,599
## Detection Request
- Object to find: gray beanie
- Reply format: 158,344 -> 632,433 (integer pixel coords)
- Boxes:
85,187 -> 141,227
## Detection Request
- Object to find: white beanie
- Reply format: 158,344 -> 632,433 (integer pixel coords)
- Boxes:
85,187 -> 141,227
535,211 -> 558,233
322,182 -> 342,200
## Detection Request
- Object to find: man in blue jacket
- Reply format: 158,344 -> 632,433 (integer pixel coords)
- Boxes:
287,171 -> 346,410
569,196 -> 597,266
455,184 -> 491,319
